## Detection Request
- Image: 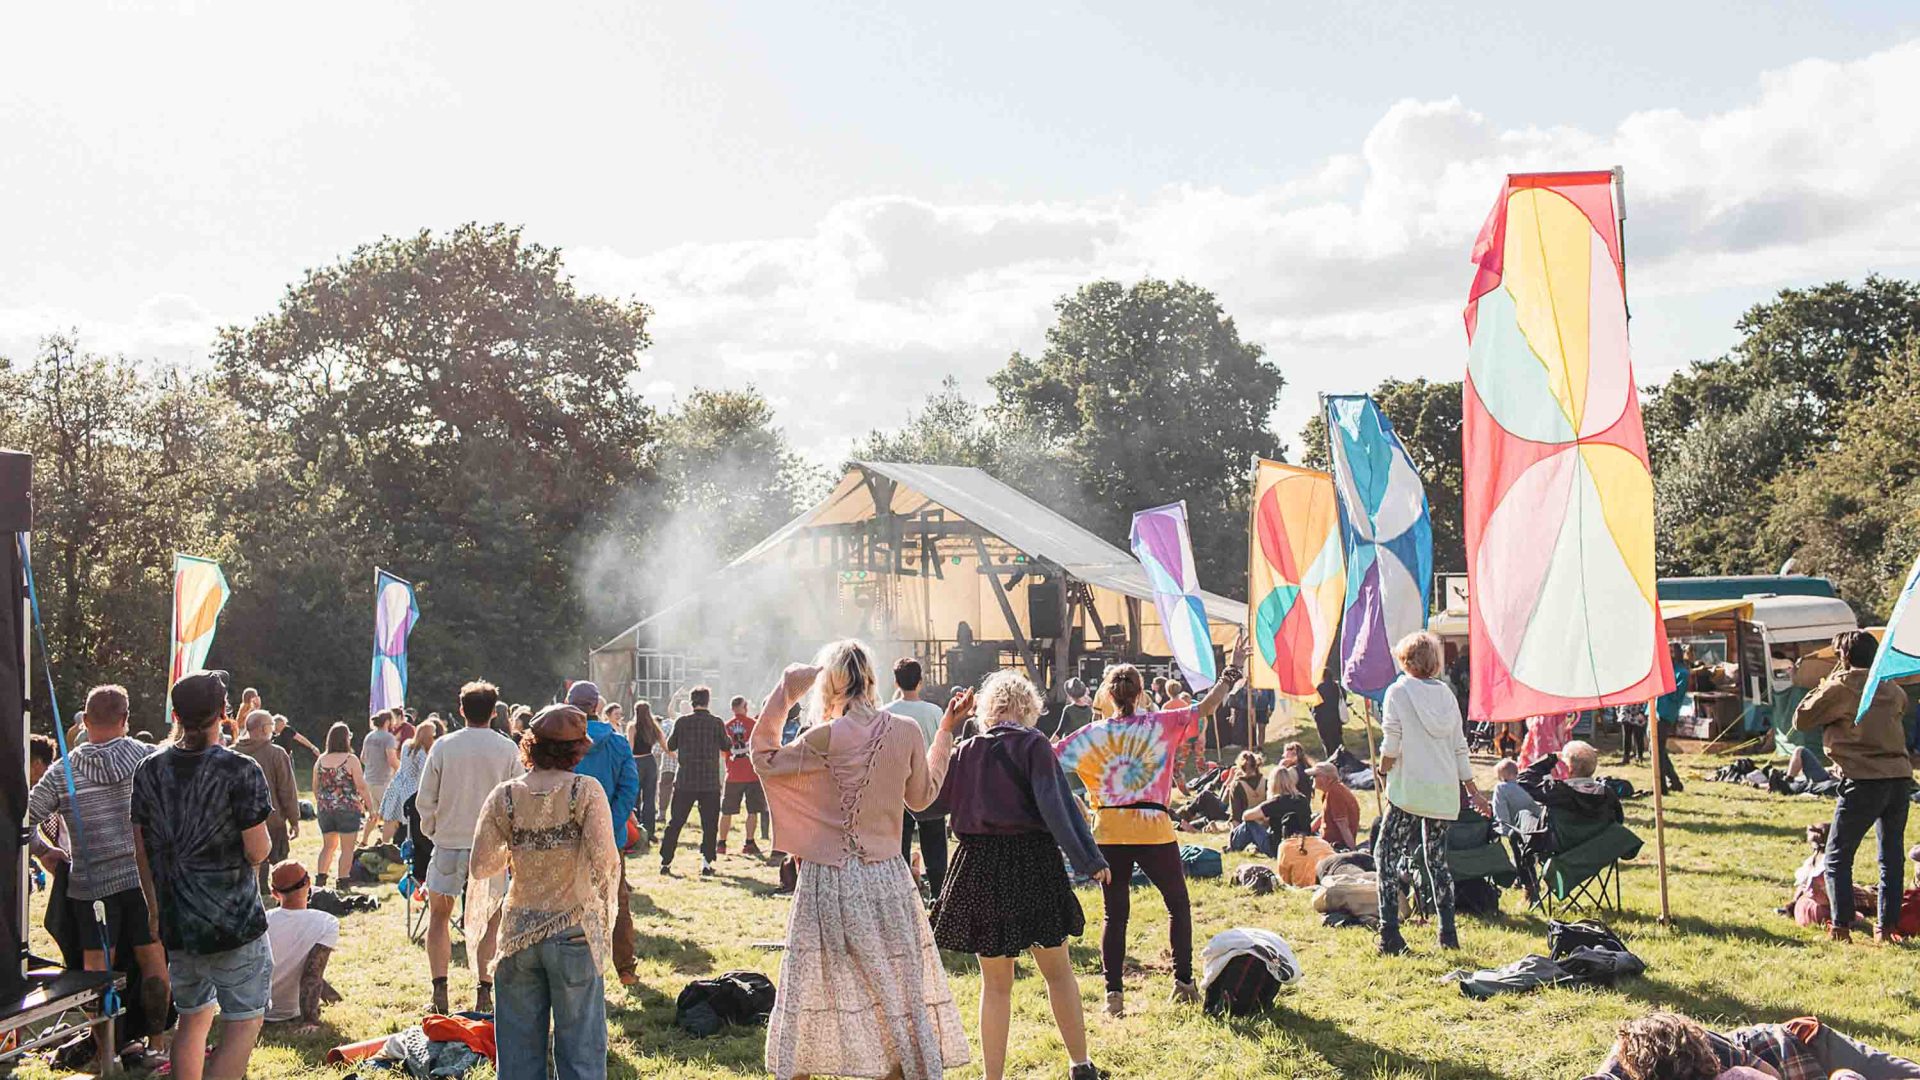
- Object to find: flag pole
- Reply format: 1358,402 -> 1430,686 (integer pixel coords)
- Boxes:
1363,696 -> 1383,820
1245,453 -> 1261,758
1615,162 -> 1669,924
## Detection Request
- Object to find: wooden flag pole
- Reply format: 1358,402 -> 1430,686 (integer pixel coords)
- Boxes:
1652,711 -> 1671,925
1615,162 -> 1670,926
1245,453 -> 1261,758
1363,696 -> 1384,820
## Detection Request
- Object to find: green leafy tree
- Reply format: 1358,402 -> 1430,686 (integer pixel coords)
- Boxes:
990,279 -> 1285,590
1763,340 -> 1920,620
851,376 -> 1076,503
215,224 -> 655,713
1645,276 -> 1920,469
0,336 -> 248,728
1297,378 -> 1464,574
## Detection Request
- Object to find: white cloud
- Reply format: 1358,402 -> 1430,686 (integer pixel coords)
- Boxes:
572,39 -> 1920,458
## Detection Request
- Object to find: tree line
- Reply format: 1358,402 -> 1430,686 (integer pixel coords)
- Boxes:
5,220 -> 1911,732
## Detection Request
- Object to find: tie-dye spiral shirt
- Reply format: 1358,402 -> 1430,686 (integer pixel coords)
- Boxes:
1054,708 -> 1198,845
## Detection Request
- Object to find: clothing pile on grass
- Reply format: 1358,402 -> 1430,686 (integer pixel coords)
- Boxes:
1199,928 -> 1301,1017
675,970 -> 776,1036
345,842 -> 410,885
1442,919 -> 1644,1000
328,1013 -> 495,1078
1711,757 -> 1842,798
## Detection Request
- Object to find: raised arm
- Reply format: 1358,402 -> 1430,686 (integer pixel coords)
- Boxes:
1194,634 -> 1252,719
751,665 -> 825,778
904,689 -> 968,813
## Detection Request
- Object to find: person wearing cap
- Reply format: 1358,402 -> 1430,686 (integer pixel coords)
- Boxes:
263,861 -> 339,1031
562,680 -> 641,987
132,669 -> 275,1080
416,679 -> 523,1015
469,703 -> 620,1080
1056,678 -> 1093,738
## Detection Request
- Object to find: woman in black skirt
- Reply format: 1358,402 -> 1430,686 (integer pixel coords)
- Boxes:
932,671 -> 1110,1080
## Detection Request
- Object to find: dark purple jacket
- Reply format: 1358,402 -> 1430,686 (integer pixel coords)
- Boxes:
945,723 -> 1107,877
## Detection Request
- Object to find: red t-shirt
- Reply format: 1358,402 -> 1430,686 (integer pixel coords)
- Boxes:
1317,782 -> 1362,846
724,714 -> 757,784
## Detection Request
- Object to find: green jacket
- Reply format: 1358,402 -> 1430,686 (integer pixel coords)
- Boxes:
1793,668 -> 1914,782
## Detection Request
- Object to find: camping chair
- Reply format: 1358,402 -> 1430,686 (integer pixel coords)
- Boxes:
401,794 -> 464,946
1526,808 -> 1643,916
1410,808 -> 1516,917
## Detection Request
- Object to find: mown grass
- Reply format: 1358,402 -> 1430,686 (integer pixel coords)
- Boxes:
21,723 -> 1920,1079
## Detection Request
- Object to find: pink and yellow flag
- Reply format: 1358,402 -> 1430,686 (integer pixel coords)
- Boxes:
1462,171 -> 1672,721
169,553 -> 231,687
1248,460 -> 1346,703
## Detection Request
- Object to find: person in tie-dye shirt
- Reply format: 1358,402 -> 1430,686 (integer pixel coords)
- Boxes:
1055,636 -> 1249,1018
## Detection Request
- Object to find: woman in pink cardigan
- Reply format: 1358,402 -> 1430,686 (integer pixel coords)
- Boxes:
750,640 -> 970,1080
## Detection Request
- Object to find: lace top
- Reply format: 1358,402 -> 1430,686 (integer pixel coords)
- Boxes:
468,773 -> 620,969
752,707 -> 953,867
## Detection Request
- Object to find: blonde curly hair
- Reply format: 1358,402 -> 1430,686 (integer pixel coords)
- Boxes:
977,670 -> 1043,728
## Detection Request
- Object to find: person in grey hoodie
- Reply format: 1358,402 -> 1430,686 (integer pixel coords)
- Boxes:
27,684 -> 168,1060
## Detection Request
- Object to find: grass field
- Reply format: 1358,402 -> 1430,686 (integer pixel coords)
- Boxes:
21,725 -> 1920,1079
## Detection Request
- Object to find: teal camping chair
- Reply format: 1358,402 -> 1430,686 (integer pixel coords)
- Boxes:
1531,809 -> 1642,915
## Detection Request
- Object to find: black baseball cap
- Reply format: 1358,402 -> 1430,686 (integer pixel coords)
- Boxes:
170,669 -> 231,726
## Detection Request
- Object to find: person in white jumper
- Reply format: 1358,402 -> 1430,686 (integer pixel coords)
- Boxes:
1374,631 -> 1491,956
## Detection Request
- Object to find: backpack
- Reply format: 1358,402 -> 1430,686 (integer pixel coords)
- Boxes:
1236,865 -> 1279,896
1180,844 -> 1223,879
675,971 -> 776,1037
1547,919 -> 1626,959
1599,776 -> 1636,799
1203,953 -> 1283,1017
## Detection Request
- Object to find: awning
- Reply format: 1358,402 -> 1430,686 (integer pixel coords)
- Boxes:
1659,598 -> 1755,623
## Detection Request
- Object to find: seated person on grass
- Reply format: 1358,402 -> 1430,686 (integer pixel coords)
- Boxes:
1309,762 -> 1361,850
1585,1010 -> 1920,1080
264,861 -> 342,1032
1229,767 -> 1311,857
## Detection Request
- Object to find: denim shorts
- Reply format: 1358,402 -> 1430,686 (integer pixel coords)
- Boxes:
170,935 -> 272,1020
426,846 -> 470,896
317,808 -> 363,834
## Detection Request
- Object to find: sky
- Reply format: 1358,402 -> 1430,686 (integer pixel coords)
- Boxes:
5,1 -> 1920,458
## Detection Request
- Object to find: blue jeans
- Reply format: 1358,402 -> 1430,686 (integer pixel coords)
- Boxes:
1825,777 -> 1912,931
1229,821 -> 1277,858
493,927 -> 606,1080
633,755 -> 659,836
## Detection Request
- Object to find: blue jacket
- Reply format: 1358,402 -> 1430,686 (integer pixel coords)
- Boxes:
1655,661 -> 1689,724
575,719 -> 640,835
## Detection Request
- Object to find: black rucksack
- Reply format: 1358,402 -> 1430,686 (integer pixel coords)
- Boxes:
675,971 -> 776,1037
1548,918 -> 1626,959
1203,953 -> 1283,1018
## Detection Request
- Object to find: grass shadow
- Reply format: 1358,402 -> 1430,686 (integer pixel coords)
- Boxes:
631,928 -> 718,974
1256,1000 -> 1501,1079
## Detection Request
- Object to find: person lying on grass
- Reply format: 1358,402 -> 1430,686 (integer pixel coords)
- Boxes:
1584,1010 -> 1920,1080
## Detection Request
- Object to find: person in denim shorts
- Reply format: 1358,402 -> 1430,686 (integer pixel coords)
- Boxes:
132,670 -> 274,1080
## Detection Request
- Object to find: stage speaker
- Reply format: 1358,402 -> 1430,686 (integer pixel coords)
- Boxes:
1,448 -> 31,999
1027,576 -> 1064,639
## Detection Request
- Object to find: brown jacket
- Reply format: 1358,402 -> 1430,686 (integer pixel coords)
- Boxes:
1793,668 -> 1914,781
236,735 -> 301,844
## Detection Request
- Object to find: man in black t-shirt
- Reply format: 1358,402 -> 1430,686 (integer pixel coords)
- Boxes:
659,687 -> 728,877
133,669 -> 274,1080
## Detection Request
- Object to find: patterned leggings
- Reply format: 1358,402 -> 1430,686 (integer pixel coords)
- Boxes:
1373,804 -> 1454,939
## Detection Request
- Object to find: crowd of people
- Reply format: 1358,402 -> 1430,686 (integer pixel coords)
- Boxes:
18,617 -> 1918,1080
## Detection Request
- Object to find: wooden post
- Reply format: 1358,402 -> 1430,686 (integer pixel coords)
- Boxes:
1652,713 -> 1672,925
973,535 -> 1042,685
1363,696 -> 1384,820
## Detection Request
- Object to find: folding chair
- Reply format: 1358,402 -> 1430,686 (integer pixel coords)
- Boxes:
400,794 -> 464,946
1410,808 -> 1515,917
1528,810 -> 1643,916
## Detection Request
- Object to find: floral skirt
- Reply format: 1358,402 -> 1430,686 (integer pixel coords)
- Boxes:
767,855 -> 969,1080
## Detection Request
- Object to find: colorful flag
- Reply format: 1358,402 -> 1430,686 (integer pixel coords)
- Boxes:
1248,460 -> 1346,702
1858,552 -> 1920,720
169,554 -> 231,687
1325,395 -> 1432,699
370,569 -> 419,714
1462,170 -> 1672,721
1130,501 -> 1217,691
